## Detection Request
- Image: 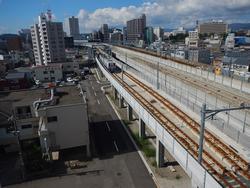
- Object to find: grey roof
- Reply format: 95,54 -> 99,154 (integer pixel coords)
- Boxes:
5,72 -> 26,80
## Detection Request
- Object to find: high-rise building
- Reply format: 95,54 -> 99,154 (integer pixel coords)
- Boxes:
153,27 -> 164,40
31,11 -> 66,66
198,20 -> 228,34
126,14 -> 146,44
100,24 -> 109,43
68,16 -> 80,39
145,27 -> 154,45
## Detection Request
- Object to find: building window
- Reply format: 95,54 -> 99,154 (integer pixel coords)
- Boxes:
43,71 -> 48,74
50,70 -> 54,74
21,124 -> 32,129
47,116 -> 58,123
16,106 -> 32,119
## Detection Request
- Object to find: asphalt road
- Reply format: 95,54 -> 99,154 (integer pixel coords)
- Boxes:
6,72 -> 156,188
82,72 -> 156,188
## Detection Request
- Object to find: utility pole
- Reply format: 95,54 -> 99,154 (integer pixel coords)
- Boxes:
157,61 -> 160,89
198,104 -> 206,163
198,102 -> 250,164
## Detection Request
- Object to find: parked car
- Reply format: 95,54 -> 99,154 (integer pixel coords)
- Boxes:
67,77 -> 73,82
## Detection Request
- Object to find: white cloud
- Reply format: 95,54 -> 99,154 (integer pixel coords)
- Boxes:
75,0 -> 250,32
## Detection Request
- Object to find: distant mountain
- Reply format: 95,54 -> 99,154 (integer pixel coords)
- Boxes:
229,23 -> 250,32
0,34 -> 19,40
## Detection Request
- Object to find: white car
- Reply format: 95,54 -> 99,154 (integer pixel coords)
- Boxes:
35,80 -> 41,85
67,77 -> 73,82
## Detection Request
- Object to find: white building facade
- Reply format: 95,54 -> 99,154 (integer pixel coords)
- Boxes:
31,12 -> 66,66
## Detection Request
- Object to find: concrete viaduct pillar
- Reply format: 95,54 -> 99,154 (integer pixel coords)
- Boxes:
127,105 -> 133,121
139,118 -> 146,139
112,86 -> 118,100
118,94 -> 124,108
156,138 -> 165,168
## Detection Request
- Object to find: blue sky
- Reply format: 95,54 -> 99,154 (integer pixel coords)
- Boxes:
0,0 -> 144,33
1,0 -> 250,34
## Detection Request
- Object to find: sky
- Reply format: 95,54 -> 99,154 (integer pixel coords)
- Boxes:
0,0 -> 250,34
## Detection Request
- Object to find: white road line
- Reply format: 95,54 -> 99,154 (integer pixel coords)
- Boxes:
94,92 -> 97,96
97,99 -> 100,104
92,86 -> 94,90
113,141 -> 119,152
106,122 -> 111,131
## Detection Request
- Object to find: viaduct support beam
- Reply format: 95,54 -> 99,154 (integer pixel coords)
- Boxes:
127,104 -> 133,121
139,118 -> 146,139
118,94 -> 124,108
112,85 -> 118,100
86,143 -> 91,158
156,138 -> 165,168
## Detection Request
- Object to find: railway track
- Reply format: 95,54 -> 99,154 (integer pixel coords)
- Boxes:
124,71 -> 250,180
111,72 -> 247,188
114,45 -> 210,69
127,55 -> 250,106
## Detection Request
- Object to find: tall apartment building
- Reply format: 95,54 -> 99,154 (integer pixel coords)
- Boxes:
126,14 -> 146,44
153,27 -> 164,40
145,26 -> 154,45
68,16 -> 80,39
31,11 -> 66,66
100,24 -> 109,43
198,21 -> 228,34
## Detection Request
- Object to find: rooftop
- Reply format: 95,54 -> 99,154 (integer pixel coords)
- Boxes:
0,85 -> 84,109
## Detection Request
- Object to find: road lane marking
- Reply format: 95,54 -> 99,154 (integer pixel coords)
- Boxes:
106,122 -> 111,131
94,92 -> 97,96
92,86 -> 94,90
97,99 -> 100,104
113,141 -> 119,152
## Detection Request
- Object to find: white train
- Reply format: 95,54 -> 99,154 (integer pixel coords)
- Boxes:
99,55 -> 117,73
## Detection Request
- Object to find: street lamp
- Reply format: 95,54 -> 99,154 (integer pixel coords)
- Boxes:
198,102 -> 250,164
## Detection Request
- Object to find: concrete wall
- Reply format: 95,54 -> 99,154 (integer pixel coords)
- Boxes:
43,103 -> 89,150
114,52 -> 250,149
114,47 -> 250,94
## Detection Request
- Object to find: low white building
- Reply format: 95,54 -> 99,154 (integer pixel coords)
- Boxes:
32,62 -> 80,82
34,85 -> 90,160
225,33 -> 235,49
33,64 -> 63,82
0,85 -> 90,158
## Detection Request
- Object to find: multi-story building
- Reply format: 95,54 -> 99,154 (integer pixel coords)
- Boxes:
145,26 -> 154,45
153,27 -> 164,40
122,27 -> 127,44
126,14 -> 146,44
100,24 -> 109,43
110,31 -> 123,44
198,20 -> 228,34
31,11 -> 66,66
68,16 -> 80,39
187,30 -> 199,48
0,85 -> 90,158
6,36 -> 23,51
